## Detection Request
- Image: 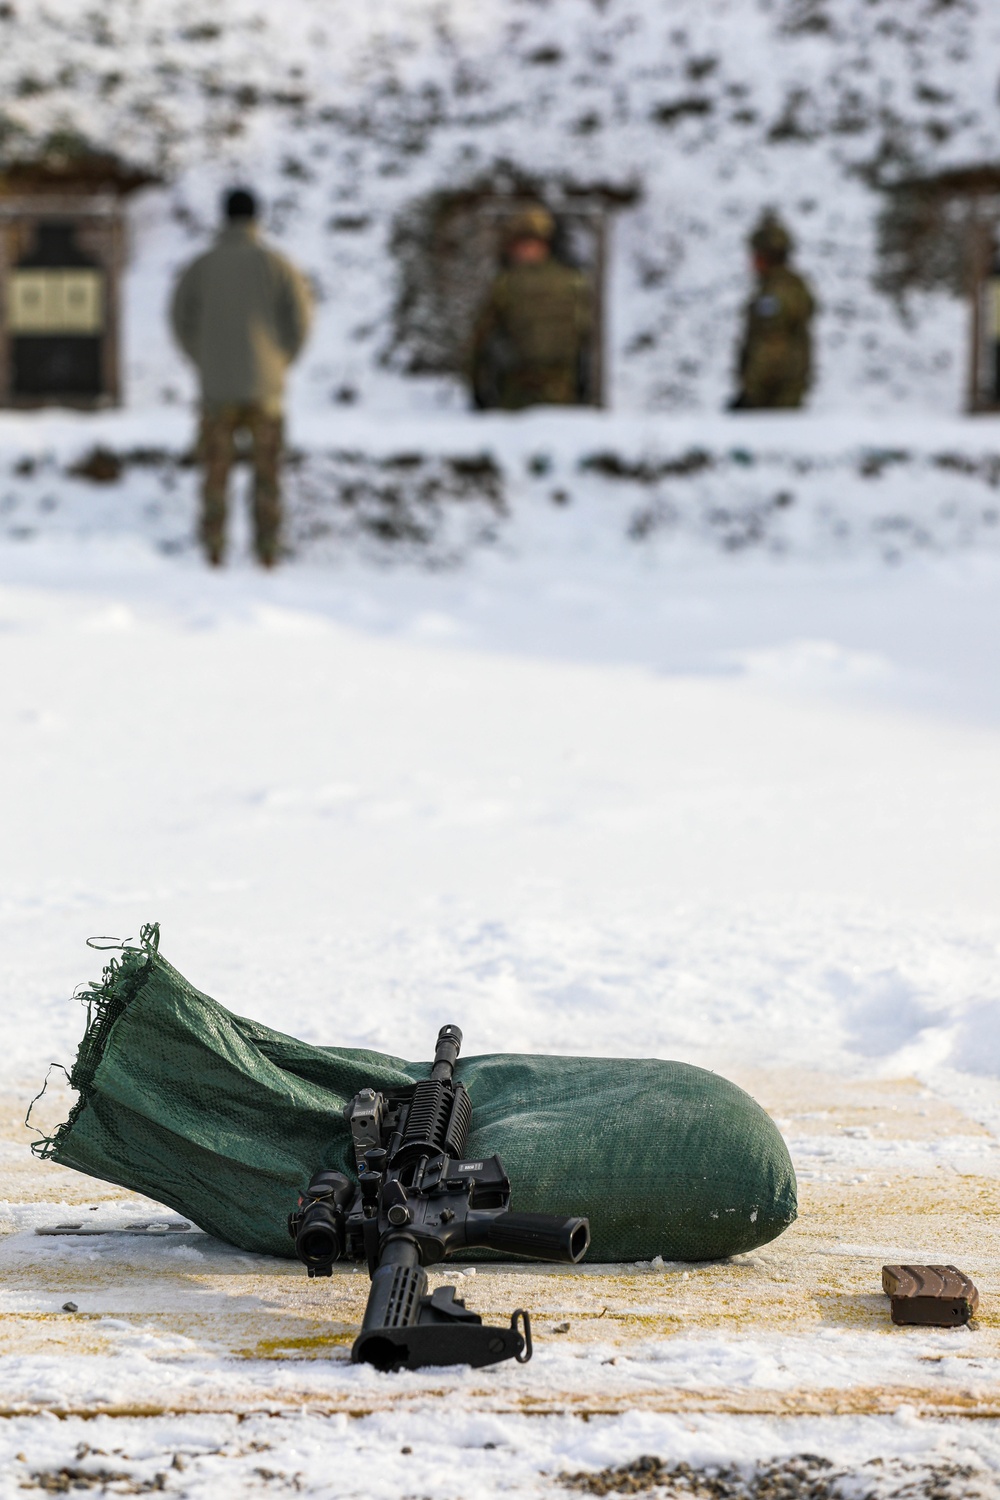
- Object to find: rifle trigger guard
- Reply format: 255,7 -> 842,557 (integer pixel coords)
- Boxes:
512,1307 -> 532,1363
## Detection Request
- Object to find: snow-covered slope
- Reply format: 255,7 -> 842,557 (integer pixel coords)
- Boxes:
6,408 -> 1000,571
1,0 -> 997,415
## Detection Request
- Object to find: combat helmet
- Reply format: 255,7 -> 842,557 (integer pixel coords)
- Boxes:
750,211 -> 793,264
504,204 -> 555,245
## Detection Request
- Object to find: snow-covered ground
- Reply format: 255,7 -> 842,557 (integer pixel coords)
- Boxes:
4,408 -> 1000,1083
2,407 -> 1000,1494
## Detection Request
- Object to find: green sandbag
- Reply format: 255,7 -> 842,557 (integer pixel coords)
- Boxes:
34,926 -> 796,1262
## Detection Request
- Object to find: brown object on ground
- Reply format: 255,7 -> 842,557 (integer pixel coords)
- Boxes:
560,1454 -> 984,1497
882,1264 -> 979,1326
68,446 -> 123,483
562,1456 -> 679,1495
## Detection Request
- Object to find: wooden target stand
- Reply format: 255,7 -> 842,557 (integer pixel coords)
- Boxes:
0,153 -> 155,410
969,227 -> 1000,414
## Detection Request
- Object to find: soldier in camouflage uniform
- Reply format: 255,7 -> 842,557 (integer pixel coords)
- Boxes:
171,188 -> 313,567
732,212 -> 815,410
469,207 -> 592,411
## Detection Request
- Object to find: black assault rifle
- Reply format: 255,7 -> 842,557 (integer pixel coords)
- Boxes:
288,1024 -> 590,1371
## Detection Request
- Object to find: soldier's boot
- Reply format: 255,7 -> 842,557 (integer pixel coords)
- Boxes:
200,485 -> 228,566
251,414 -> 284,568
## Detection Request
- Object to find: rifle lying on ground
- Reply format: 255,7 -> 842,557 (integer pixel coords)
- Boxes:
288,1024 -> 590,1371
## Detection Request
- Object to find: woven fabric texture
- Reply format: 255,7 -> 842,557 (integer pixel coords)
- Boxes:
35,928 -> 797,1262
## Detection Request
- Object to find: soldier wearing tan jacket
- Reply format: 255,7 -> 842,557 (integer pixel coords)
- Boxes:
170,189 -> 313,567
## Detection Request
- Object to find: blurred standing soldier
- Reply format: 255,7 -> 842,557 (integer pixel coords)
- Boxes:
731,212 -> 815,410
469,206 -> 592,410
170,188 -> 313,567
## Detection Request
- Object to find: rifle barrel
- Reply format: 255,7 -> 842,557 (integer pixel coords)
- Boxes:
431,1023 -> 463,1082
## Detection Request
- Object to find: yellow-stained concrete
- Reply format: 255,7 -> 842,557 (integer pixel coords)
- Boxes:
1,1073 -> 998,1417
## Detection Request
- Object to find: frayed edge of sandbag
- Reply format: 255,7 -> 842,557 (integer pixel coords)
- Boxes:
28,922 -> 161,1160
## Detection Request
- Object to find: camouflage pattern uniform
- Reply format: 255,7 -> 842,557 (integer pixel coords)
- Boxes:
735,214 -> 815,410
470,208 -> 592,411
198,405 -> 284,568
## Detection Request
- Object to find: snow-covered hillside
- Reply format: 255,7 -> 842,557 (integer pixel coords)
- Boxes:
1,0 -> 997,415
